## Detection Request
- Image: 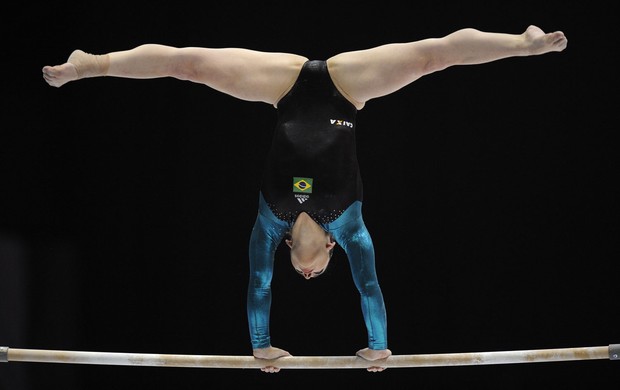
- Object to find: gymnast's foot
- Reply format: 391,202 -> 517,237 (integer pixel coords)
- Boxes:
524,25 -> 567,54
42,59 -> 78,88
42,50 -> 109,88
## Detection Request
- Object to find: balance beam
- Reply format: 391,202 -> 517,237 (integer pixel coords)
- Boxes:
1,344 -> 618,369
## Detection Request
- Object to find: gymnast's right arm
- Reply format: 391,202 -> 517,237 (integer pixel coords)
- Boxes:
247,206 -> 292,372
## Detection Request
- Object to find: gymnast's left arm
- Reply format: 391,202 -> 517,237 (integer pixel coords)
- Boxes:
332,216 -> 392,371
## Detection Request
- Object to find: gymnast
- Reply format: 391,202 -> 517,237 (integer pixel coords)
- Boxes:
42,25 -> 567,373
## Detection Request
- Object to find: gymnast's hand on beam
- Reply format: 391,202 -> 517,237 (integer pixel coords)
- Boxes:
356,347 -> 392,372
253,346 -> 292,373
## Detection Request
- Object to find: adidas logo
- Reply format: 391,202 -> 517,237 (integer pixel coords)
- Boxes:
295,194 -> 309,204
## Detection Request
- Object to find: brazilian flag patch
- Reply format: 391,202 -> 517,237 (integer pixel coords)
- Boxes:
293,177 -> 313,193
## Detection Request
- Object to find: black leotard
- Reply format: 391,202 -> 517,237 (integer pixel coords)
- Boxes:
247,60 -> 387,351
261,59 -> 362,224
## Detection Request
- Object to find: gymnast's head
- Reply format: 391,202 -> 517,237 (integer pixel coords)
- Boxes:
285,212 -> 336,279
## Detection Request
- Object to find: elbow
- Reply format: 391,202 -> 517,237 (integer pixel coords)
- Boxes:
356,278 -> 381,295
248,270 -> 272,290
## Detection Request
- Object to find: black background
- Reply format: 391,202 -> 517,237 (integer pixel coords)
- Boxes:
1,1 -> 617,389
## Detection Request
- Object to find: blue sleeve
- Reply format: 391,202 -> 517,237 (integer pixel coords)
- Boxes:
330,202 -> 388,350
247,194 -> 289,349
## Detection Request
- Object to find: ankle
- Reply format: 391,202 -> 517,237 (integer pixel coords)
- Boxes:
67,50 -> 110,79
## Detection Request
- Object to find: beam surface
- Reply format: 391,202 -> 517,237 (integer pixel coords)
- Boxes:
2,345 -> 617,369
